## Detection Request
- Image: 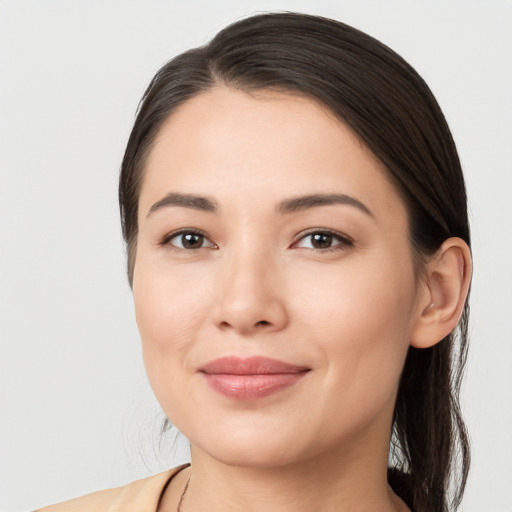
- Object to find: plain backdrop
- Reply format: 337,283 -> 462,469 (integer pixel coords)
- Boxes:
0,1 -> 511,511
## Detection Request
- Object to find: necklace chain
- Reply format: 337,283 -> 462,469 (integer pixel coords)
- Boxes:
177,475 -> 191,512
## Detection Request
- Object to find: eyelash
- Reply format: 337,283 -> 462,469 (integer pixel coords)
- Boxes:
159,228 -> 353,252
160,229 -> 217,251
292,229 -> 354,252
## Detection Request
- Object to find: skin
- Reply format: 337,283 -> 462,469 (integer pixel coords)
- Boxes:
133,87 -> 469,512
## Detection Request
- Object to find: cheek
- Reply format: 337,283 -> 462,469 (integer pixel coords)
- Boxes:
132,254 -> 214,395
134,254 -> 210,342
290,258 -> 416,404
293,254 -> 417,336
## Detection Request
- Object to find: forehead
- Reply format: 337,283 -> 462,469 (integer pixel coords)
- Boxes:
139,87 -> 406,222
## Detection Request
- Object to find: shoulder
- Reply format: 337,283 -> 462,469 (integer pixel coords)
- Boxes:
34,464 -> 189,512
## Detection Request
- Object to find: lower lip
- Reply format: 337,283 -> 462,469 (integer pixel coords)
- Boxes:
202,372 -> 308,400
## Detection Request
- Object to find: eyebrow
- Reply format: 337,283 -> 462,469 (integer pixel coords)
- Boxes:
147,192 -> 218,217
277,194 -> 373,217
147,192 -> 373,218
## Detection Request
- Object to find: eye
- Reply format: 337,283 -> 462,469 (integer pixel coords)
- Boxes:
293,230 -> 353,250
162,230 -> 217,250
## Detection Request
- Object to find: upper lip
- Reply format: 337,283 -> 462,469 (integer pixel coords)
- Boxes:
199,356 -> 309,375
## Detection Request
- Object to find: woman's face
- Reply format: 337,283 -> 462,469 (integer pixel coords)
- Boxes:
133,88 -> 422,468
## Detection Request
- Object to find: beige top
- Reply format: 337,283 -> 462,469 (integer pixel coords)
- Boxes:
35,464 -> 189,512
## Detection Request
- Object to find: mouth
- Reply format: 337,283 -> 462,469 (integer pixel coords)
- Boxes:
199,356 -> 310,400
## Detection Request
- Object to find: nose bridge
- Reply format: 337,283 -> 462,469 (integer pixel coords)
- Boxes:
212,239 -> 287,334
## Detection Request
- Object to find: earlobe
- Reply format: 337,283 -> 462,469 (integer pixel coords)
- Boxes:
411,237 -> 472,349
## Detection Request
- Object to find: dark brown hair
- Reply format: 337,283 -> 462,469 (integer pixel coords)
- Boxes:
119,12 -> 470,512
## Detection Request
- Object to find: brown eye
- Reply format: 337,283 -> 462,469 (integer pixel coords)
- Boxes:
182,233 -> 204,248
165,231 -> 215,250
311,233 -> 333,249
294,230 -> 353,251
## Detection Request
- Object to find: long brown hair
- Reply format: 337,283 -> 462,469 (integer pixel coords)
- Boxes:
119,12 -> 471,512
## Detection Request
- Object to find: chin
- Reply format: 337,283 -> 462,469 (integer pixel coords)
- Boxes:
187,419 -> 313,469
198,440 -> 307,469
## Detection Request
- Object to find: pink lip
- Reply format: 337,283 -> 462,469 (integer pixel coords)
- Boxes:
199,356 -> 310,400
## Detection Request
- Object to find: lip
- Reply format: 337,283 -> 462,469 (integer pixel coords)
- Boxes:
199,356 -> 310,400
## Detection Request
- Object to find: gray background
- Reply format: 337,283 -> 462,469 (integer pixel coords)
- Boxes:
1,1 -> 511,511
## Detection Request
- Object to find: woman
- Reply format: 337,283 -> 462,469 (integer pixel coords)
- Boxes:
37,11 -> 472,512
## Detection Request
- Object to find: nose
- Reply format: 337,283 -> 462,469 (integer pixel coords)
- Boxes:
211,250 -> 288,336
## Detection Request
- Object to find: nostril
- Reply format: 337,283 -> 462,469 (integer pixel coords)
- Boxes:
218,319 -> 270,331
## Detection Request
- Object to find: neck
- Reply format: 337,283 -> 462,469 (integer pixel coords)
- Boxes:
174,441 -> 408,512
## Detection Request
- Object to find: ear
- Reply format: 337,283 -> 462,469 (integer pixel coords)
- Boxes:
410,237 -> 472,349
